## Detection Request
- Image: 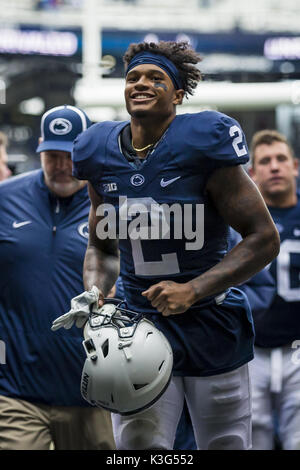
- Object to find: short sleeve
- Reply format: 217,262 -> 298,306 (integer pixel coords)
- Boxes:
204,113 -> 249,167
72,124 -> 102,181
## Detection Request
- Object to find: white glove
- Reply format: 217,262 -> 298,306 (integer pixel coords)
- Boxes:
51,285 -> 100,331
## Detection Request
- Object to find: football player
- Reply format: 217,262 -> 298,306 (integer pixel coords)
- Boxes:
72,41 -> 280,450
248,130 -> 300,450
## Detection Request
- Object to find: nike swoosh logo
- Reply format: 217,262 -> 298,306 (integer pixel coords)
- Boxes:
160,176 -> 181,187
13,220 -> 32,228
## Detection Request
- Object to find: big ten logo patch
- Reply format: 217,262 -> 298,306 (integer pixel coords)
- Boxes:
103,183 -> 118,193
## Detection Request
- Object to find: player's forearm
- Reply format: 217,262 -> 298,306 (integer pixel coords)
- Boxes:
188,229 -> 279,303
83,244 -> 119,295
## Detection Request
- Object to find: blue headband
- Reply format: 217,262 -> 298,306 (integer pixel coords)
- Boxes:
125,52 -> 183,90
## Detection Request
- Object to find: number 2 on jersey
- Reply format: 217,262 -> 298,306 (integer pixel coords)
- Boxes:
230,125 -> 247,157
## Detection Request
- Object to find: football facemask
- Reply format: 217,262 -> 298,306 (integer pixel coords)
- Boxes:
80,298 -> 173,416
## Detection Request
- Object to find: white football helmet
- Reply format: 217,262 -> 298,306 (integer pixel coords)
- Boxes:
81,299 -> 173,415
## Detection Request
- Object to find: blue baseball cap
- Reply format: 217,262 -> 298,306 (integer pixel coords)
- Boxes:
36,104 -> 91,153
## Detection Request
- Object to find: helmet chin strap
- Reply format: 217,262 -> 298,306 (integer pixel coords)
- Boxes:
88,298 -> 144,338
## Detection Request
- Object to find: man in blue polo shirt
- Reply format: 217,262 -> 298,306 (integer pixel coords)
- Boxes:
0,105 -> 115,450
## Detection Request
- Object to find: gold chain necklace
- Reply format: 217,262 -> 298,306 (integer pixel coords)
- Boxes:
131,138 -> 155,153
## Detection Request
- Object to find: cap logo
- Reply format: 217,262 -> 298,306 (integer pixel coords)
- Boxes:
49,118 -> 73,135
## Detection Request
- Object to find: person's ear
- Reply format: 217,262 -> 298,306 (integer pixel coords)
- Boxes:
173,89 -> 185,106
293,158 -> 299,178
248,166 -> 257,182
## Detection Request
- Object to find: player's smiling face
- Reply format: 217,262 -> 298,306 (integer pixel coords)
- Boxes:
125,64 -> 183,118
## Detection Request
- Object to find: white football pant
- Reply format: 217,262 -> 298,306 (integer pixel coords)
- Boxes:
111,363 -> 251,450
249,345 -> 300,450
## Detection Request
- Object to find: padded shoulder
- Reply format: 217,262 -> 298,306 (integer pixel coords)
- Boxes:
178,111 -> 249,166
72,121 -> 122,180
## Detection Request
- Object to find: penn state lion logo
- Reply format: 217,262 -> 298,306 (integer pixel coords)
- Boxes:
78,222 -> 89,239
130,174 -> 145,187
49,118 -> 73,135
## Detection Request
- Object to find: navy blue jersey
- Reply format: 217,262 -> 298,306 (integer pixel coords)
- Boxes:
0,170 -> 91,406
228,228 -> 276,318
73,111 -> 254,376
253,197 -> 300,348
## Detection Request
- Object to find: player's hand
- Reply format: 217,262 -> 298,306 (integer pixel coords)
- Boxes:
142,281 -> 195,316
51,285 -> 104,331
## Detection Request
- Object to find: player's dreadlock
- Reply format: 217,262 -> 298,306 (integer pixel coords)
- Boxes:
123,41 -> 202,98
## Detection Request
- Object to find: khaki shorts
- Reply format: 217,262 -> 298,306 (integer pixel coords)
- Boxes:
0,394 -> 116,450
